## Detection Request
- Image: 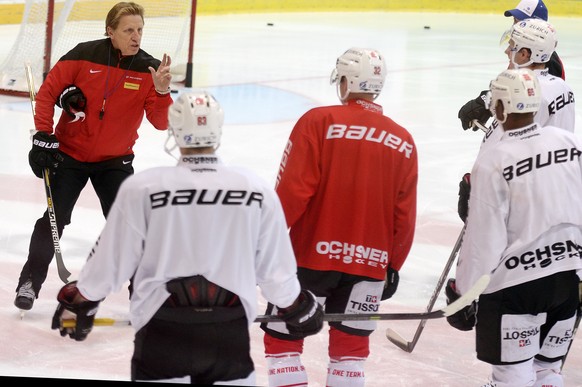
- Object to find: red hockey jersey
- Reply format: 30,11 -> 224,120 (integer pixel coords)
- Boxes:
34,38 -> 172,163
276,99 -> 418,280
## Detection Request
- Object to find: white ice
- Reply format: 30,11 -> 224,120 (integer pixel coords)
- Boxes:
0,11 -> 581,386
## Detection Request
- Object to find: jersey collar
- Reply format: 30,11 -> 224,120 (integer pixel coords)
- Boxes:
178,154 -> 222,167
501,123 -> 540,140
347,98 -> 383,114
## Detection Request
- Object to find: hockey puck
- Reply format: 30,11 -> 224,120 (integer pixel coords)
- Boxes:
424,26 -> 431,29
267,22 -> 274,26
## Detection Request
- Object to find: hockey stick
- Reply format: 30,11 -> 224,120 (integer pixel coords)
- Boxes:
385,224 -> 466,352
471,119 -> 489,133
61,274 -> 489,328
25,64 -> 71,284
260,274 -> 484,321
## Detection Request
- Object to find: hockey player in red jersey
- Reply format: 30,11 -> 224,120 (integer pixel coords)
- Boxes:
261,47 -> 418,386
14,1 -> 173,311
446,68 -> 582,387
51,91 -> 323,384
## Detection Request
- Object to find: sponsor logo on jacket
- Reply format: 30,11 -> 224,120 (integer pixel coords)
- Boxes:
124,82 -> 140,90
504,240 -> 581,272
315,240 -> 388,269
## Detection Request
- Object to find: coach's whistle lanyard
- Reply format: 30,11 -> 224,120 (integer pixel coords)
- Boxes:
99,43 -> 135,120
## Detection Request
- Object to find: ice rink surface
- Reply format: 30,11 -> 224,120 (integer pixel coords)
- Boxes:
0,11 -> 581,386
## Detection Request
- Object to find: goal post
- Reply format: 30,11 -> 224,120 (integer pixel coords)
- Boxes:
0,0 -> 196,97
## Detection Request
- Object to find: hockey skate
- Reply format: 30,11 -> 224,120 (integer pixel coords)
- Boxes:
14,279 -> 36,314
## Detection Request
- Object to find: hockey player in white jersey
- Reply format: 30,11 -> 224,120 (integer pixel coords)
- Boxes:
50,91 -> 323,384
479,18 -> 575,151
446,69 -> 582,387
457,18 -> 576,223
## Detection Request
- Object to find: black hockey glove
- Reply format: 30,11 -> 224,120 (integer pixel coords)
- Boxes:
457,173 -> 471,223
445,278 -> 477,331
57,85 -> 86,122
278,289 -> 324,337
52,281 -> 100,342
28,131 -> 63,178
381,266 -> 399,300
458,90 -> 492,131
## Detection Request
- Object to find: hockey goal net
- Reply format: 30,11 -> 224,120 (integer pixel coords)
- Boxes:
0,0 -> 195,96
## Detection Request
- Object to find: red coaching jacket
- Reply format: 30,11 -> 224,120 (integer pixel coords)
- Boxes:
276,99 -> 418,281
34,38 -> 172,162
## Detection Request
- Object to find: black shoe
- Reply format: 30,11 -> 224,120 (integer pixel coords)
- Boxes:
14,280 -> 35,310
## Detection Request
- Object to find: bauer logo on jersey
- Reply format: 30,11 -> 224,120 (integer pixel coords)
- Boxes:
502,145 -> 582,181
124,82 -> 140,90
548,91 -> 574,115
315,240 -> 388,269
149,189 -> 264,209
326,124 -> 414,159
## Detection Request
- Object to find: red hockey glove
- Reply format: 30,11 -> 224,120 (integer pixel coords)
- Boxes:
52,281 -> 100,341
445,278 -> 477,331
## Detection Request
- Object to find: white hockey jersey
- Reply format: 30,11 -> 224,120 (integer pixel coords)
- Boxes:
76,155 -> 301,331
479,68 -> 576,154
456,123 -> 582,295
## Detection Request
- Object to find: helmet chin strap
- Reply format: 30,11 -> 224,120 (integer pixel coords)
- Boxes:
337,83 -> 349,104
491,101 -> 508,124
164,129 -> 180,161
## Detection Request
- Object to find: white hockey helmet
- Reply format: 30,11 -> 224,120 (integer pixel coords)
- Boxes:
508,18 -> 557,67
330,47 -> 386,102
168,91 -> 224,149
488,68 -> 541,123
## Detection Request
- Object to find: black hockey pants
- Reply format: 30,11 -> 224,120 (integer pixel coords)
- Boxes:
16,151 -> 134,295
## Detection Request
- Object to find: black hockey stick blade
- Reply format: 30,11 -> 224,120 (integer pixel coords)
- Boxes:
256,274 -> 489,323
